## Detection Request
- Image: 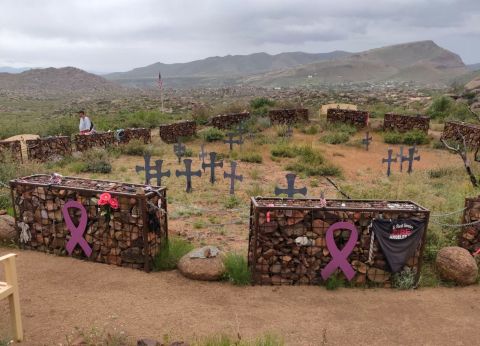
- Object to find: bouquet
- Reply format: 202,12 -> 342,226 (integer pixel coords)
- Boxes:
97,192 -> 119,222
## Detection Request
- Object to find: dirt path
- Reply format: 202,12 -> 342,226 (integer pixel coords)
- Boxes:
1,249 -> 478,345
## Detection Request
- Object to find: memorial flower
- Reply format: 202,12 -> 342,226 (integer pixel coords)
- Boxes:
97,192 -> 118,222
109,198 -> 119,210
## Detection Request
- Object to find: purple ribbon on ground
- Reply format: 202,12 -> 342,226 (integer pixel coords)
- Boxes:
321,221 -> 358,281
62,200 -> 92,257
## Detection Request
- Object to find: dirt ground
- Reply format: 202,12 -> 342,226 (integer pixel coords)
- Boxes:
0,249 -> 478,345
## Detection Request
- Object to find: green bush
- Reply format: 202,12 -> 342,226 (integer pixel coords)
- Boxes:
428,167 -> 455,179
78,149 -> 112,174
223,195 -> 240,209
324,122 -> 357,136
223,253 -> 251,286
271,143 -> 297,158
201,128 -> 225,142
239,152 -> 262,163
325,273 -> 345,290
301,125 -> 319,135
383,131 -> 404,144
117,139 -> 147,156
284,145 -> 342,177
250,97 -> 275,109
427,96 -> 474,121
192,104 -> 212,125
392,268 -> 417,290
403,130 -> 429,145
320,132 -> 350,144
154,238 -> 194,271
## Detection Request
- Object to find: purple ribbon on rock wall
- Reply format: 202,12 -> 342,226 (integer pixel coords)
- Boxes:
321,221 -> 359,281
62,200 -> 92,257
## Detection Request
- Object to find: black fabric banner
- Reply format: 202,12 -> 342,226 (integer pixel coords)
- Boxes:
372,219 -> 425,273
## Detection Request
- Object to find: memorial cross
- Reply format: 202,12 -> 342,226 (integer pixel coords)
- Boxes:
135,154 -> 171,186
175,159 -> 202,193
224,132 -> 244,151
274,173 -> 307,198
223,161 -> 243,195
173,141 -> 186,164
362,131 -> 373,151
202,152 -> 223,184
382,149 -> 397,177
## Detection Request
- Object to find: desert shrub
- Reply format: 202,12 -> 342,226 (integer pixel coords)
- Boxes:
192,104 -> 212,125
320,132 -> 350,144
196,333 -> 283,346
428,167 -> 455,179
324,122 -> 357,136
223,253 -> 251,286
427,96 -> 474,121
42,118 -> 78,137
79,149 -> 112,174
184,148 -> 194,157
383,131 -> 404,144
239,152 -> 262,163
271,143 -> 297,158
403,130 -> 429,145
250,97 -> 275,109
285,145 -> 342,177
201,128 -> 225,142
95,110 -> 176,130
154,238 -> 194,271
431,139 -> 447,150
275,125 -> 290,137
117,139 -> 147,156
255,117 -> 272,130
392,267 -> 417,290
301,125 -> 319,135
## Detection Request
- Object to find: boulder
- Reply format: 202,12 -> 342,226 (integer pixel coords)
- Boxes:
436,247 -> 478,285
177,246 -> 225,281
0,214 -> 16,242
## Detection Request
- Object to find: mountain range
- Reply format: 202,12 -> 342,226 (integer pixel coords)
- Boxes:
0,40 -> 477,93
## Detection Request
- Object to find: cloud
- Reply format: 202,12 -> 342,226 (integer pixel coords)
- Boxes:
0,0 -> 479,71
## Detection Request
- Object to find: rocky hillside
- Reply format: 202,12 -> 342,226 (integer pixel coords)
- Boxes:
0,67 -> 125,97
246,41 -> 469,87
104,51 -> 351,88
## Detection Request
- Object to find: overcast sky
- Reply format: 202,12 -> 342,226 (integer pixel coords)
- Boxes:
1,0 -> 479,73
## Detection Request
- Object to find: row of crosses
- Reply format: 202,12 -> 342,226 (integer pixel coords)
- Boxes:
382,145 -> 420,176
136,150 -> 243,194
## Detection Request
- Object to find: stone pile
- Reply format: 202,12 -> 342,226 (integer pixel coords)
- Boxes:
268,109 -> 309,124
383,113 -> 430,133
26,136 -> 72,162
326,109 -> 369,128
459,195 -> 480,253
159,120 -> 197,143
441,121 -> 480,149
248,198 -> 429,286
208,112 -> 251,129
0,140 -> 22,162
120,128 -> 152,144
74,132 -> 116,152
10,174 -> 168,271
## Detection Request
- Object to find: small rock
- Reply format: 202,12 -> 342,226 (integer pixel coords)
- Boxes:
436,246 -> 478,285
178,247 -> 225,281
0,214 -> 16,242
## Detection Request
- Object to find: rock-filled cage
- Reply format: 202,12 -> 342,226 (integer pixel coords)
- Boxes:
248,198 -> 430,286
10,174 -> 168,271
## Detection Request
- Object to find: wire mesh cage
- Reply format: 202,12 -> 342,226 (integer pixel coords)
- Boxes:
248,197 -> 430,287
10,174 -> 167,271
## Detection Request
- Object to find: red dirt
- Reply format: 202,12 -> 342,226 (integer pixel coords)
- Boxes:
1,249 -> 478,345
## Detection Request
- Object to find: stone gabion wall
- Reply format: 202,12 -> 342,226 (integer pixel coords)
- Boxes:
26,136 -> 72,162
0,140 -> 22,162
441,121 -> 480,149
326,109 -> 369,128
248,198 -> 429,286
159,120 -> 197,144
11,175 -> 167,271
120,128 -> 151,144
74,132 -> 116,152
383,113 -> 430,133
208,112 -> 251,129
268,109 -> 309,124
459,196 -> 480,253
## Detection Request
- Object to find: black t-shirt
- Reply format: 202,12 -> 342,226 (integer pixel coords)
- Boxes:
372,219 -> 425,273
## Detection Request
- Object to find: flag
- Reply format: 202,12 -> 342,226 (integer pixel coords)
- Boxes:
158,72 -> 163,90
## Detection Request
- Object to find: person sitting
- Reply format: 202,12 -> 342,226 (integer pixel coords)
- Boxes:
78,110 -> 95,135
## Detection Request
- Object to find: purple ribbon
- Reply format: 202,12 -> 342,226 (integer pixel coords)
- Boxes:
321,221 -> 358,281
62,200 -> 92,257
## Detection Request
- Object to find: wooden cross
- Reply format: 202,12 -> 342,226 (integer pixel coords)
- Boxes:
382,148 -> 398,177
173,141 -> 186,164
397,146 -> 406,172
362,131 -> 372,151
135,154 -> 171,186
402,146 -> 420,174
223,161 -> 243,195
175,159 -> 202,193
274,173 -> 307,198
202,152 -> 223,184
224,132 -> 244,151
198,144 -> 208,172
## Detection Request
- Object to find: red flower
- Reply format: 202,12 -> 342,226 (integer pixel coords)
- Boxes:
98,198 -> 109,206
98,192 -> 111,205
109,198 -> 119,209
